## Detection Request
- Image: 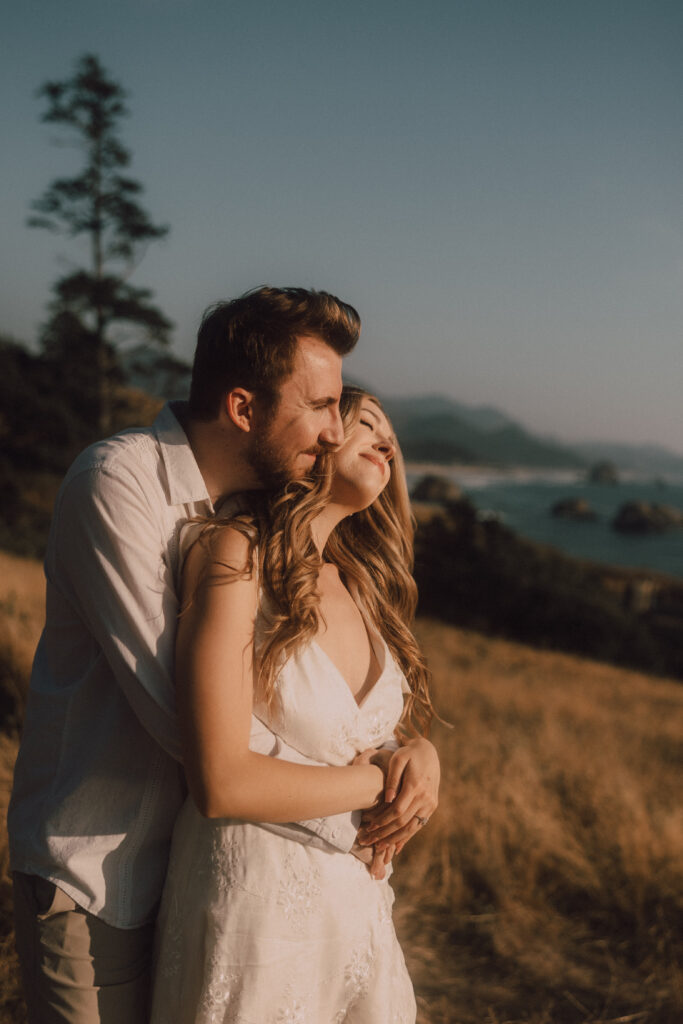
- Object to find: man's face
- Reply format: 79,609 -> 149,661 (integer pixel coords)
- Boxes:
246,335 -> 344,487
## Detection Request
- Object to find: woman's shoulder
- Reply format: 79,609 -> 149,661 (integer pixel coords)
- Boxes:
181,521 -> 257,602
189,521 -> 254,567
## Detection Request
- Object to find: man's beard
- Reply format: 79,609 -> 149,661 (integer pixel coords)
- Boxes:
246,430 -> 320,490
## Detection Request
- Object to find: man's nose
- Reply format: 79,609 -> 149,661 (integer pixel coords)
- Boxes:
319,405 -> 345,447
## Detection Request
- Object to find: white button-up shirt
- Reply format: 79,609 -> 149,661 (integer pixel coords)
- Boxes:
8,403 -> 357,928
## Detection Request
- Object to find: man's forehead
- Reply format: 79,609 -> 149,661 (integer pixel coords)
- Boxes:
287,335 -> 343,395
293,334 -> 340,366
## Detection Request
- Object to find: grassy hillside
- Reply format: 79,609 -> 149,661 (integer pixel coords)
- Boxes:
0,555 -> 682,1023
0,553 -> 43,1023
398,621 -> 683,1023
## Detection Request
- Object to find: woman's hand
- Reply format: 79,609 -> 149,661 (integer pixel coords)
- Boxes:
355,737 -> 440,852
350,838 -> 396,879
351,749 -> 396,878
353,747 -> 394,775
349,840 -> 395,880
369,841 -> 396,880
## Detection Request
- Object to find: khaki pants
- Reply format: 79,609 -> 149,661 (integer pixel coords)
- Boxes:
12,873 -> 154,1024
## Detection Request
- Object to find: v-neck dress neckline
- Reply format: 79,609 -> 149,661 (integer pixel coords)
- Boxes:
311,581 -> 386,709
252,574 -> 408,769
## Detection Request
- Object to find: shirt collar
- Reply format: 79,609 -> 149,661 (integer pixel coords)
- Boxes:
153,401 -> 213,509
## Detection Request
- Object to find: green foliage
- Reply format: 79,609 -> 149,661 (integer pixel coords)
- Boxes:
0,338 -> 88,472
0,336 -> 164,558
28,53 -> 172,434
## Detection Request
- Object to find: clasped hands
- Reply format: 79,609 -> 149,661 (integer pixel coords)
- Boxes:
350,737 -> 440,879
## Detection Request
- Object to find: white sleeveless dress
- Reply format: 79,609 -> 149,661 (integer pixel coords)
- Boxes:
150,612 -> 417,1024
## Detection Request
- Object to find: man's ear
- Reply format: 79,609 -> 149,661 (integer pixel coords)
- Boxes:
224,388 -> 256,433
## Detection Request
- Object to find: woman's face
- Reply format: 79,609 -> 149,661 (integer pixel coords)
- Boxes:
329,399 -> 396,512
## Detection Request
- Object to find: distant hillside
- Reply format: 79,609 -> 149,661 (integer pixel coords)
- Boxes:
380,394 -> 516,434
573,440 -> 683,480
381,394 -> 585,469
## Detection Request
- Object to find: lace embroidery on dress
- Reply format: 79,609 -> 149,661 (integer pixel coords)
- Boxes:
276,996 -> 310,1024
377,886 -> 394,928
329,720 -> 358,761
344,944 -> 376,1005
277,851 -> 321,931
206,832 -> 242,894
198,963 -> 242,1024
365,709 -> 394,746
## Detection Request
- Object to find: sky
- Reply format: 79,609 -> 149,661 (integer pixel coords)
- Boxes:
2,0 -> 682,453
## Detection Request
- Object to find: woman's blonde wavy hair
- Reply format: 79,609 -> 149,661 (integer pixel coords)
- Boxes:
201,386 -> 433,737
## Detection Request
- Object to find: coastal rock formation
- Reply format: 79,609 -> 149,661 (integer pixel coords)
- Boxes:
550,497 -> 597,522
589,460 -> 620,485
612,502 -> 683,534
411,474 -> 462,504
414,495 -> 683,681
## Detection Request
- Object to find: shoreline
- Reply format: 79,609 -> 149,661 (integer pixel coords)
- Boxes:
405,462 -> 683,488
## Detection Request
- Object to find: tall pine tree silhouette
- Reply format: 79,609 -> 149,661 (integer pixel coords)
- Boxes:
29,53 -> 172,434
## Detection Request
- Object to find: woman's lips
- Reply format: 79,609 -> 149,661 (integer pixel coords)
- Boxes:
361,453 -> 385,470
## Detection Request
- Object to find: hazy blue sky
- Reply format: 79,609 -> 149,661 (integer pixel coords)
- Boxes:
2,0 -> 682,452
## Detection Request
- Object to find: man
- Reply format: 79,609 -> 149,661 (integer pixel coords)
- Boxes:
9,286 -> 439,1023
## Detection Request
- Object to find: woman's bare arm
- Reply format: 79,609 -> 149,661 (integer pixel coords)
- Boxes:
176,527 -> 384,821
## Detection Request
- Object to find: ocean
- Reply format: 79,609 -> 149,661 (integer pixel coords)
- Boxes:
407,467 -> 683,581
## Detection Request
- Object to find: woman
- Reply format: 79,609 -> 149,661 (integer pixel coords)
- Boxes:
151,387 -> 436,1023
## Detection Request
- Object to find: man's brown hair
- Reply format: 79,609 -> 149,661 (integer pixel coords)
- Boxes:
188,286 -> 361,420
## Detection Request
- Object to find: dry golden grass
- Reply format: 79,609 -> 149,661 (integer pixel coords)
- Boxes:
0,551 -> 42,1024
0,551 -> 44,650
394,620 -> 683,1024
0,555 -> 682,1023
0,551 -> 44,731
0,732 -> 23,1024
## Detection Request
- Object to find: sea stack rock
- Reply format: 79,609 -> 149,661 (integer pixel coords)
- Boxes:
411,474 -> 462,504
550,497 -> 597,522
612,502 -> 683,534
588,460 -> 619,485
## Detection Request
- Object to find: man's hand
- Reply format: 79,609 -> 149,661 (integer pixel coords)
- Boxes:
355,737 -> 440,853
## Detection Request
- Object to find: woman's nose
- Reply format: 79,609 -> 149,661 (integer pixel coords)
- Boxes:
374,437 -> 395,461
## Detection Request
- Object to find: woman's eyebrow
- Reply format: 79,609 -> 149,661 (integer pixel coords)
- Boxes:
362,405 -> 397,444
360,405 -> 380,423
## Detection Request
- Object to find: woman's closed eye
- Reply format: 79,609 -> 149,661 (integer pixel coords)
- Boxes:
358,410 -> 395,460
